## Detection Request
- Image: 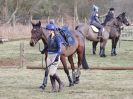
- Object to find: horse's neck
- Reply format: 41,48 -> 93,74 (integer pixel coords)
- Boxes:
106,19 -> 116,26
107,18 -> 122,27
41,28 -> 49,44
41,38 -> 47,45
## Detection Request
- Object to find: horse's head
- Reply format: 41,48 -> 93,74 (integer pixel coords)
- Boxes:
117,12 -> 130,26
30,21 -> 43,47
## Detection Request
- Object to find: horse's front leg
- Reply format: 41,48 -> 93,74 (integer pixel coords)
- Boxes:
40,67 -> 49,90
61,55 -> 74,87
111,38 -> 116,56
114,37 -> 119,56
92,41 -> 98,55
40,52 -> 48,90
73,47 -> 84,84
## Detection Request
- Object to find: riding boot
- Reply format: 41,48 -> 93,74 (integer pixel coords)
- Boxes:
53,74 -> 64,92
50,75 -> 57,92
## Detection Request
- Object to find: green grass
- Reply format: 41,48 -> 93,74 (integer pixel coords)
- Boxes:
0,39 -> 133,99
0,39 -> 133,67
0,69 -> 133,99
85,40 -> 133,67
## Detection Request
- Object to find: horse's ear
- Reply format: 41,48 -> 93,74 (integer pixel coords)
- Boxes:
122,12 -> 126,16
31,22 -> 35,27
38,21 -> 41,27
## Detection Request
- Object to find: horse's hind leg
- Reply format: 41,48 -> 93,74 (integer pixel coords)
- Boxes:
75,47 -> 84,84
60,55 -> 74,87
99,39 -> 107,57
68,55 -> 76,84
92,41 -> 98,55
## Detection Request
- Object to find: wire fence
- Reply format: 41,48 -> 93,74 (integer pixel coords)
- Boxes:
0,40 -> 44,68
0,21 -> 133,68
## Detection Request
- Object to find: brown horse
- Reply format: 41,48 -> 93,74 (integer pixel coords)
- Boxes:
75,21 -> 109,57
92,12 -> 130,56
30,21 -> 89,90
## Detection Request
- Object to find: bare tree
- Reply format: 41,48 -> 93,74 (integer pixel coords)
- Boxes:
6,0 -> 19,26
74,0 -> 79,25
2,0 -> 8,20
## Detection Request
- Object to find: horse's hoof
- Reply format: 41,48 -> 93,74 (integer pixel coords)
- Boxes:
114,53 -> 117,56
93,51 -> 96,55
111,53 -> 115,56
39,85 -> 45,90
74,80 -> 79,84
100,55 -> 106,58
74,77 -> 79,84
100,54 -> 103,57
69,83 -> 74,87
51,88 -> 57,92
103,54 -> 107,57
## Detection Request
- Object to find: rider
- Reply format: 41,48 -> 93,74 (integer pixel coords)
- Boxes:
89,5 -> 103,38
45,23 -> 64,92
41,20 -> 57,54
103,8 -> 115,26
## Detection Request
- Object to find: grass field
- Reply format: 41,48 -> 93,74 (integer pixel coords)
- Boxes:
0,37 -> 133,99
0,69 -> 133,99
0,39 -> 133,67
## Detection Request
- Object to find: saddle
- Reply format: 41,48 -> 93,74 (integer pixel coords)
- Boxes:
59,26 -> 75,46
90,25 -> 104,33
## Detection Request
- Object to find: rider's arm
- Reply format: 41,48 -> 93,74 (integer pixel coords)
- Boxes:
95,14 -> 101,24
41,44 -> 48,54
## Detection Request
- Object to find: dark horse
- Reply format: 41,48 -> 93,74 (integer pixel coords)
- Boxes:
92,12 -> 130,56
30,21 -> 89,90
75,12 -> 130,57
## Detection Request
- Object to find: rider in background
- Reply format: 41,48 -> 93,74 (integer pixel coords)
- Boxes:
103,8 -> 115,26
89,5 -> 103,38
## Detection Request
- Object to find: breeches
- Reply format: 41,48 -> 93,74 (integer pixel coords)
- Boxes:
47,53 -> 60,76
91,21 -> 103,33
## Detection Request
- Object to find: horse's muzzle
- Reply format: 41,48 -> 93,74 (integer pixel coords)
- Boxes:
30,40 -> 35,47
127,23 -> 130,26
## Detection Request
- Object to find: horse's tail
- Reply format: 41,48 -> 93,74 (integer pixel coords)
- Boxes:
82,46 -> 89,69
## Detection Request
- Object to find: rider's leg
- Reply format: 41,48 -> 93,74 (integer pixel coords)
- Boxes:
91,21 -> 103,37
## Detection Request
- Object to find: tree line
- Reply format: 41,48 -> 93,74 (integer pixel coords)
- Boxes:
0,0 -> 132,25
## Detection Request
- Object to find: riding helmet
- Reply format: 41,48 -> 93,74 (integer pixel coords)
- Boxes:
46,24 -> 56,30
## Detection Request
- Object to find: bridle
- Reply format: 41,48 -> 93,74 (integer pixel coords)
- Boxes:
31,26 -> 43,43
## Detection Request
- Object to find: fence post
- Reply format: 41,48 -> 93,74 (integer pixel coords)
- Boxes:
47,16 -> 49,23
20,42 -> 24,68
61,17 -> 64,26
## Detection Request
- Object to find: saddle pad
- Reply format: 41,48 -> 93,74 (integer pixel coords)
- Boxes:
91,25 -> 105,33
91,25 -> 99,33
59,26 -> 75,46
